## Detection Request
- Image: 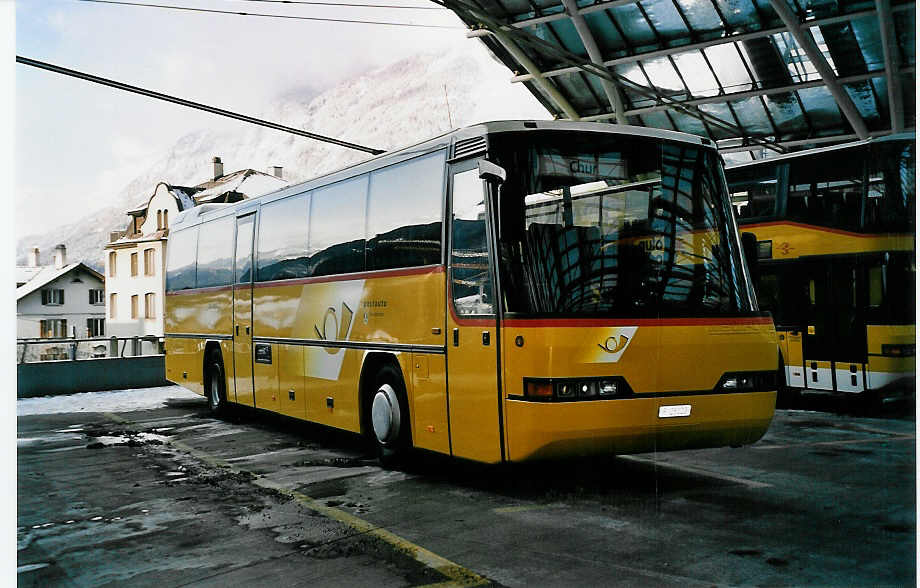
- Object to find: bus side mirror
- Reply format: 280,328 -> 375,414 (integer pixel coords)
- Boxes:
478,159 -> 506,184
740,232 -> 759,282
478,159 -> 507,240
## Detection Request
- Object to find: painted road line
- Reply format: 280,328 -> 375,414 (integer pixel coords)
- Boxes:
753,434 -> 915,451
620,455 -> 772,489
168,439 -> 489,587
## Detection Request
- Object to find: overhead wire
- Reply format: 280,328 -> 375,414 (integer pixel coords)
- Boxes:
16,55 -> 386,155
78,0 -> 465,28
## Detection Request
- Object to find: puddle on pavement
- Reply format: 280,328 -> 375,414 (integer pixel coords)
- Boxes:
293,456 -> 374,468
85,432 -> 170,449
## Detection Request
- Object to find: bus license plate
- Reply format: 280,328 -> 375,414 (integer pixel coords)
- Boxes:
658,404 -> 691,418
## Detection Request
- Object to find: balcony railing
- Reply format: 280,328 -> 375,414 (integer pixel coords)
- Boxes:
16,335 -> 165,364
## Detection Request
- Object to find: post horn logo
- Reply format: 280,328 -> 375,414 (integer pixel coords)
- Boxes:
593,327 -> 638,363
314,302 -> 354,355
599,334 -> 630,354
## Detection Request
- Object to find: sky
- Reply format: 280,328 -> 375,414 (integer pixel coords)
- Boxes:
13,0 -> 474,237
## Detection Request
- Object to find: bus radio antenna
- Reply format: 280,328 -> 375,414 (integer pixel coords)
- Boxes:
16,55 -> 386,155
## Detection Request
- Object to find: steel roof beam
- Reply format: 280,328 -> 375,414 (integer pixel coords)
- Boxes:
508,5 -> 913,83
766,0 -> 869,139
876,0 -> 904,132
468,27 -> 582,120
576,68 -> 911,120
510,0 -> 636,28
717,128 -> 912,153
560,0 -> 629,123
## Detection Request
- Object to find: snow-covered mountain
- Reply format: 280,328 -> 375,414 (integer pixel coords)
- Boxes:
16,39 -> 549,271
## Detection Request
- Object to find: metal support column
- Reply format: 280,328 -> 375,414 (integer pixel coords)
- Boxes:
560,0 -> 629,124
875,0 -> 904,132
469,28 -> 581,120
768,0 -> 869,139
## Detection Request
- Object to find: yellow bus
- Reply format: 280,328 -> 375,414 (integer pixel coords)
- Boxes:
164,121 -> 777,464
728,134 -> 915,405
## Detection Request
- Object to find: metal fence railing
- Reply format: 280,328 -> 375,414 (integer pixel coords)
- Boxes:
16,335 -> 165,364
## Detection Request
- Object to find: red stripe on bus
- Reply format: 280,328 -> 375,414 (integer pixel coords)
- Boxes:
740,220 -> 914,239
501,317 -> 774,328
253,264 -> 444,289
165,284 -> 233,296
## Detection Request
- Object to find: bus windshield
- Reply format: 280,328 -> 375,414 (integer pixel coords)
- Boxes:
492,132 -> 753,317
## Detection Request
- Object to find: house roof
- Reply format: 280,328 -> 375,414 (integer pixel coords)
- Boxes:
111,167 -> 288,247
16,266 -> 44,286
126,168 -> 287,215
16,262 -> 105,301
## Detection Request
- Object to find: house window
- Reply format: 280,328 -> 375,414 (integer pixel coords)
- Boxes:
89,289 -> 104,305
144,248 -> 156,276
40,319 -> 67,338
86,318 -> 105,337
157,210 -> 163,230
110,293 -> 117,318
131,252 -> 138,276
163,210 -> 169,229
145,292 -> 156,319
109,252 -> 117,277
41,289 -> 64,305
131,295 -> 139,319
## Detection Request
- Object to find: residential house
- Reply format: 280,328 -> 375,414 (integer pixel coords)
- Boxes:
16,244 -> 106,342
104,157 -> 288,351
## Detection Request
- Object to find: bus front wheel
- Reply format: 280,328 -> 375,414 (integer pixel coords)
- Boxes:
206,349 -> 226,415
369,365 -> 410,467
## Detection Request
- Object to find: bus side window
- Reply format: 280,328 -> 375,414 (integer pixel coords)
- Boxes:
165,227 -> 199,292
366,151 -> 445,271
257,193 -> 310,282
728,164 -> 779,219
197,216 -> 235,288
451,169 -> 494,316
309,175 -> 368,277
787,150 -> 863,230
866,142 -> 915,232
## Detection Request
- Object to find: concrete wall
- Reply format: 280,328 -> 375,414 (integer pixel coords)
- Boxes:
17,355 -> 170,398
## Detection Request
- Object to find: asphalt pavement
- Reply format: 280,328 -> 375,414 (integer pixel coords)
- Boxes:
17,389 -> 916,586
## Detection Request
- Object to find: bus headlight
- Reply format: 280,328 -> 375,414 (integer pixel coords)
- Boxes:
556,382 -> 577,399
716,371 -> 776,392
524,381 -> 553,399
521,377 -> 632,401
577,381 -> 598,398
598,380 -> 618,397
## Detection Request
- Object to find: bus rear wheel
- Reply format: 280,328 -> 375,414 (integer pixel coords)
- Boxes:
206,349 -> 226,415
369,365 -> 410,467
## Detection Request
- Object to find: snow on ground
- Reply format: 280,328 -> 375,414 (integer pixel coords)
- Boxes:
17,386 -> 202,417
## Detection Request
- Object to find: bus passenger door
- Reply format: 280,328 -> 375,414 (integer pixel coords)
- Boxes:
803,262 -> 834,391
446,165 -> 503,463
233,213 -> 256,407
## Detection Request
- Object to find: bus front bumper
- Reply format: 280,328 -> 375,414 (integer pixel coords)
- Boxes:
505,391 -> 776,462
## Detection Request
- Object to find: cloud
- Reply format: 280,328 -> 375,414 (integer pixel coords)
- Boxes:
15,0 -> 471,236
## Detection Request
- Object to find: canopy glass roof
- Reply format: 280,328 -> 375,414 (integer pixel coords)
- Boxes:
442,0 -> 915,156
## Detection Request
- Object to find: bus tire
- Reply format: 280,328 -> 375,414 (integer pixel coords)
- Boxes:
369,364 -> 410,468
206,348 -> 227,415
